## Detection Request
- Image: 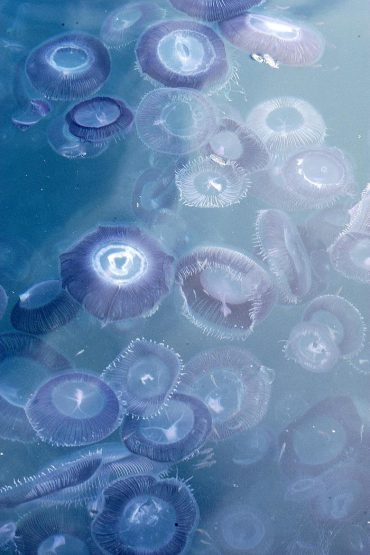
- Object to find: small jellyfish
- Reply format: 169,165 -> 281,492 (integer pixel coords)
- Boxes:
176,246 -> 277,340
219,13 -> 325,66
60,225 -> 174,322
121,392 -> 212,462
25,32 -> 111,100
100,2 -> 165,49
92,475 -> 199,555
25,371 -> 121,447
232,425 -> 275,466
329,231 -> 370,284
102,338 -> 183,418
246,97 -> 326,159
11,98 -> 51,130
136,20 -> 230,92
284,476 -> 324,504
132,166 -> 179,224
284,322 -> 340,372
47,116 -> 110,159
10,279 -> 80,335
176,156 -> 250,208
255,209 -> 312,304
66,96 -> 134,143
182,347 -> 272,440
302,295 -> 366,359
135,87 -> 217,155
169,0 -> 263,22
0,285 -> 7,320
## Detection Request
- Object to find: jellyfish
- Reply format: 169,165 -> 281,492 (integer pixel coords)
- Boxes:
219,13 -> 325,67
25,371 -> 122,447
279,396 -> 362,477
136,20 -> 230,92
284,322 -> 340,372
135,87 -> 217,155
60,225 -> 174,322
11,98 -> 51,130
121,392 -> 212,462
92,475 -> 199,555
182,347 -> 272,440
0,285 -> 7,320
176,156 -> 250,208
10,279 -> 80,335
302,295 -> 366,359
47,115 -> 109,159
169,0 -> 263,22
102,338 -> 183,418
284,476 -> 324,504
329,232 -> 370,284
100,2 -> 165,49
132,166 -> 179,224
232,425 -> 275,466
246,97 -> 326,159
176,246 -> 277,340
66,96 -> 134,143
255,209 -> 312,304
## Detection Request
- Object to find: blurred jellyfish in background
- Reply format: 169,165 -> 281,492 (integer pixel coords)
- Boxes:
284,322 -> 340,372
232,425 -> 276,467
169,0 -> 264,22
11,97 -> 51,130
47,116 -> 110,159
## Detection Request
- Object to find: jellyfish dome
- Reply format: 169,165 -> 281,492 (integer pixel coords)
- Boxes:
183,347 -> 272,440
132,166 -> 179,224
25,32 -> 111,100
219,13 -> 325,66
176,247 -> 277,340
48,116 -> 110,159
169,0 -> 263,22
176,156 -> 250,208
246,97 -> 326,159
135,88 -> 217,155
92,475 -> 199,555
256,209 -> 312,304
121,392 -> 212,462
25,371 -> 121,447
60,225 -> 174,322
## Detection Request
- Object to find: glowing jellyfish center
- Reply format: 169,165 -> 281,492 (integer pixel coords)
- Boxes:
127,355 -> 173,399
142,401 -> 194,443
93,243 -> 148,284
293,415 -> 346,465
158,98 -> 202,137
49,45 -> 90,72
158,31 -> 214,74
349,237 -> 370,269
209,130 -> 243,160
267,107 -> 304,135
38,534 -> 89,555
200,267 -> 252,317
51,381 -> 105,419
74,101 -> 121,128
113,7 -> 142,30
249,15 -> 300,41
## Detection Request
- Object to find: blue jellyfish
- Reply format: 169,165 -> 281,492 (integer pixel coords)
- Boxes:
66,96 -> 134,143
47,116 -> 110,159
255,209 -> 312,304
183,347 -> 273,440
176,246 -> 277,340
175,156 -> 250,208
102,338 -> 183,418
132,166 -> 179,224
25,371 -> 121,447
246,97 -> 326,159
100,2 -> 165,49
232,425 -> 276,466
284,322 -> 340,372
11,98 -> 51,130
0,285 -> 7,320
329,231 -> 370,284
169,0 -> 263,22
219,13 -> 325,66
92,475 -> 199,555
136,20 -> 230,91
25,32 -> 111,100
60,225 -> 174,322
121,392 -> 212,462
10,279 -> 80,335
135,88 -> 217,155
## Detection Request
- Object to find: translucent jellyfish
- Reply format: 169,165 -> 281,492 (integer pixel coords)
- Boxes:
284,476 -> 324,504
60,225 -> 174,322
302,295 -> 366,359
256,209 -> 312,304
92,475 -> 199,555
66,96 -> 134,143
47,116 -> 109,159
176,246 -> 277,340
132,166 -> 179,224
102,338 -> 183,418
279,396 -> 362,477
284,322 -> 340,372
25,32 -> 111,100
11,98 -> 51,130
232,425 -> 275,466
0,285 -> 7,320
175,156 -> 250,208
10,279 -> 80,335
100,2 -> 165,49
136,20 -> 230,92
135,88 -> 217,155
329,231 -> 370,284
219,13 -> 325,66
25,371 -> 121,447
246,97 -> 326,159
183,347 -> 272,440
121,392 -> 212,462
169,0 -> 263,22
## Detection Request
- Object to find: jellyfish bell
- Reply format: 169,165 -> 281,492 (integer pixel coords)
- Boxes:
48,116 -> 109,159
169,0 -> 263,22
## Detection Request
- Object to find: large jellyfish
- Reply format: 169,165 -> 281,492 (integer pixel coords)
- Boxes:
169,0 -> 263,22
284,322 -> 340,372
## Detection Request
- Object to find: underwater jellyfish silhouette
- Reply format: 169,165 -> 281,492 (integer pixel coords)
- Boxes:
231,425 -> 276,467
219,13 -> 325,66
60,225 -> 174,322
182,346 -> 273,440
121,392 -> 212,462
169,0 -> 263,22
25,371 -> 121,447
11,98 -> 52,130
48,115 -> 110,159
0,285 -> 7,320
135,87 -> 217,155
92,475 -> 199,555
284,322 -> 340,372
25,32 -> 111,100
284,476 -> 324,504
132,165 -> 179,224
102,338 -> 183,418
176,246 -> 277,339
